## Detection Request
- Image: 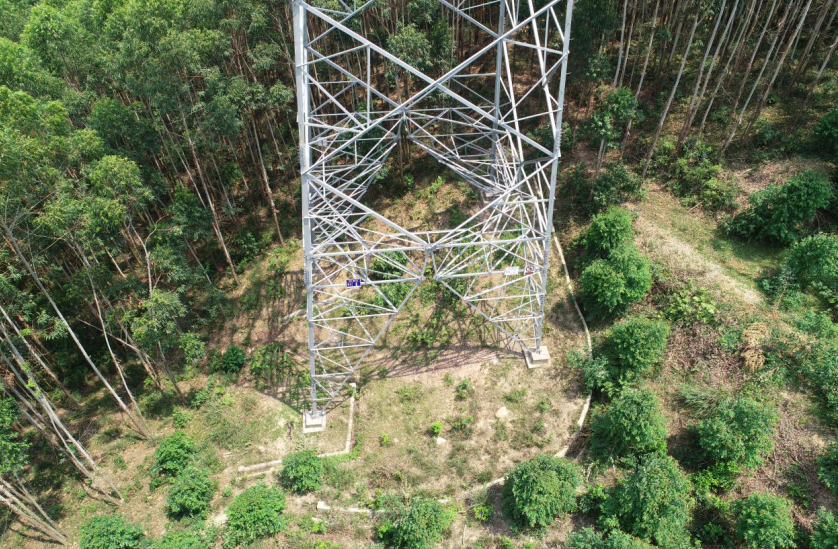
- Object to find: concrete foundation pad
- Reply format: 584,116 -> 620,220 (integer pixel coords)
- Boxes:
303,410 -> 327,433
525,346 -> 551,369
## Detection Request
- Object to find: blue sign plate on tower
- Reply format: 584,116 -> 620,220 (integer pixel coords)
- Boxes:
346,279 -> 362,288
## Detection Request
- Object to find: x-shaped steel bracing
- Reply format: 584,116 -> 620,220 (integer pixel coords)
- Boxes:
293,0 -> 574,419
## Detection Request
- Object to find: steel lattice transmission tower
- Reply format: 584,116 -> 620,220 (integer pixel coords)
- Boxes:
293,0 -> 574,430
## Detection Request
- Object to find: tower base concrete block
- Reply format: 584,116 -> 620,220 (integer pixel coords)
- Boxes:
525,346 -> 551,369
303,410 -> 327,434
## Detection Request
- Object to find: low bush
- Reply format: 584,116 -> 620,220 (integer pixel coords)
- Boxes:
166,466 -> 214,519
576,207 -> 635,259
725,170 -> 833,245
250,342 -> 293,387
733,493 -> 795,549
812,508 -> 838,549
585,87 -> 638,150
696,396 -> 777,472
218,345 -> 247,374
79,515 -> 144,549
602,456 -> 694,548
661,282 -> 718,325
568,528 -> 654,549
785,233 -> 838,313
153,432 -> 196,480
579,245 -> 651,320
786,234 -> 838,287
798,342 -> 838,422
279,449 -> 323,493
813,103 -> 838,156
154,530 -> 206,549
501,455 -> 582,529
600,317 -> 670,389
817,441 -> 838,495
225,483 -> 286,546
590,388 -> 667,462
564,164 -> 644,216
376,497 -> 456,549
653,138 -> 739,212
569,350 -> 610,393
370,252 -> 412,308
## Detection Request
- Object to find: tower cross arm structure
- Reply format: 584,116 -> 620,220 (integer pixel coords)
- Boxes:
293,0 -> 574,429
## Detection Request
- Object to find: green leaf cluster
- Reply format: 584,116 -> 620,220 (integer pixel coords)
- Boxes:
501,455 -> 582,529
279,449 -> 324,494
376,497 -> 456,549
590,388 -> 668,462
726,170 -> 833,245
79,515 -> 144,549
225,483 -> 286,546
733,493 -> 795,549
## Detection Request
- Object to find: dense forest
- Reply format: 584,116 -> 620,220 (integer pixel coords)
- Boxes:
1,0 -> 838,547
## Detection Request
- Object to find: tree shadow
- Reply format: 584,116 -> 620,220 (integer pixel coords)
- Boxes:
2,524 -> 63,547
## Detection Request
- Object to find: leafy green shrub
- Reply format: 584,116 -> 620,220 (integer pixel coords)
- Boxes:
586,87 -> 638,149
600,317 -> 670,390
473,504 -> 492,522
812,508 -> 838,549
215,345 -> 247,374
569,350 -> 610,393
813,103 -> 838,156
795,310 -> 838,338
798,342 -> 838,422
590,388 -> 667,462
602,456 -> 694,548
154,530 -> 207,549
733,493 -> 795,549
501,455 -> 582,529
455,378 -> 473,400
79,515 -> 144,549
696,397 -> 777,472
787,233 -> 838,285
726,171 -> 833,245
565,164 -> 644,215
817,441 -> 838,495
279,449 -> 323,493
225,483 -> 286,546
370,251 -> 412,308
250,343 -> 293,387
662,282 -> 718,325
654,138 -> 738,212
376,497 -> 456,549
577,206 -> 634,259
172,408 -> 192,428
785,233 -> 838,312
153,432 -> 196,480
166,466 -> 214,519
568,528 -> 654,549
428,421 -> 443,436
579,245 -> 651,320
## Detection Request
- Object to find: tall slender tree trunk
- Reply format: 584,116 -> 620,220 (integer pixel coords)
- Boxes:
740,0 -> 813,146
0,305 -> 79,409
676,0 -> 728,150
1,221 -> 146,438
0,478 -> 68,545
613,0 -> 629,88
698,0 -> 759,137
805,34 -> 838,105
643,12 -> 701,177
251,117 -> 284,245
622,0 -> 661,152
723,0 -> 792,154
